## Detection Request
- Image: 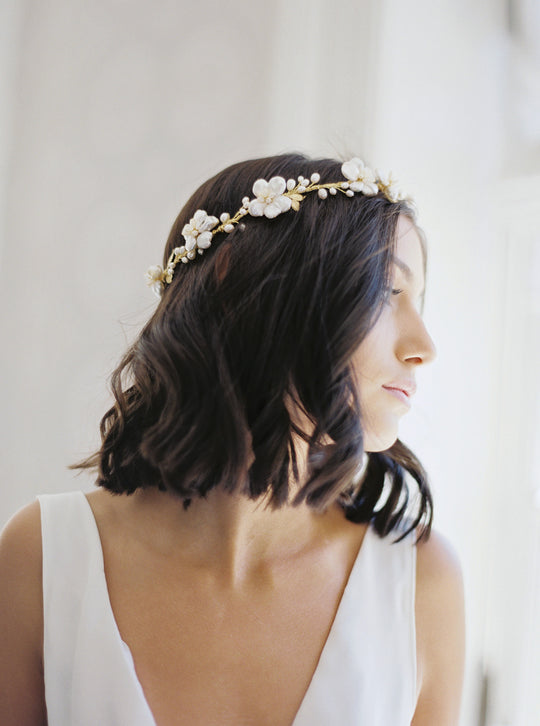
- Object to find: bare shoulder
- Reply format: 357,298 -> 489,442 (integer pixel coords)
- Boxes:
0,500 -> 43,641
412,527 -> 466,726
415,527 -> 464,603
0,500 -> 43,595
1,498 -> 42,547
0,501 -> 47,725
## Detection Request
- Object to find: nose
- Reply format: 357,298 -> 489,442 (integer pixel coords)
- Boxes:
398,313 -> 437,366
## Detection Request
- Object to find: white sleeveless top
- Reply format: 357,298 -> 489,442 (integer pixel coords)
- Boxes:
38,491 -> 418,725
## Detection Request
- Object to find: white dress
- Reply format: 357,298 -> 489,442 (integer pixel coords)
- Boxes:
38,491 -> 418,725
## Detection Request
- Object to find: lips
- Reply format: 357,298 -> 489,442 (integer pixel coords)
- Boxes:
382,381 -> 416,406
382,381 -> 417,397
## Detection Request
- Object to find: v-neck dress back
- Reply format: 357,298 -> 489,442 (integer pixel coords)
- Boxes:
38,491 -> 418,725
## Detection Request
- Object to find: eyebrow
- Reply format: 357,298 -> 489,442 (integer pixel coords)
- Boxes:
392,256 -> 426,310
392,257 -> 413,281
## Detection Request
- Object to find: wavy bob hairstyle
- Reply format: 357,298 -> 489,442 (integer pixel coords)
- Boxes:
75,153 -> 433,544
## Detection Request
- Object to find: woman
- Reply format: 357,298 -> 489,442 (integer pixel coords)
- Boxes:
0,153 -> 465,725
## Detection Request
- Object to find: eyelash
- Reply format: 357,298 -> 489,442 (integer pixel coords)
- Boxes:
385,287 -> 403,302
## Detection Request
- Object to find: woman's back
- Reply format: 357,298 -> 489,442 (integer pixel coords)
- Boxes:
35,489 -> 418,725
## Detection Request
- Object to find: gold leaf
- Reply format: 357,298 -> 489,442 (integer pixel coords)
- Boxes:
291,200 -> 300,211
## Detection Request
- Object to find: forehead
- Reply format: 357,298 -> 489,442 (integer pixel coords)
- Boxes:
393,216 -> 425,285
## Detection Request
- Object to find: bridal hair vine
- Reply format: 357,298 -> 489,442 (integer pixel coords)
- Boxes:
146,158 -> 409,297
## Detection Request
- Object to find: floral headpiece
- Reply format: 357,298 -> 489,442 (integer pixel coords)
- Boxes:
146,158 -> 409,297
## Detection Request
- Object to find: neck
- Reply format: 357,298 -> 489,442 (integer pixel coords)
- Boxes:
122,483 -> 348,586
116,420 -> 360,584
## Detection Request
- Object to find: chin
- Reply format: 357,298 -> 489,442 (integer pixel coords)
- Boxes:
363,427 -> 399,453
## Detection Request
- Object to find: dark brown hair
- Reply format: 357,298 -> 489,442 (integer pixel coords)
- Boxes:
74,153 -> 433,544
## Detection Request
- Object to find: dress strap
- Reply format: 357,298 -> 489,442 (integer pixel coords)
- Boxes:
293,524 -> 417,725
38,491 -> 156,726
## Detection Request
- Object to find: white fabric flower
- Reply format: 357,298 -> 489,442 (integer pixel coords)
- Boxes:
341,158 -> 378,195
145,265 -> 165,298
146,265 -> 164,285
248,177 -> 292,219
386,187 -> 402,202
181,209 -> 219,251
375,170 -> 405,202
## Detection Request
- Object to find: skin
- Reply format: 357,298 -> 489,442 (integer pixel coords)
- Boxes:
0,214 -> 465,725
353,215 -> 436,451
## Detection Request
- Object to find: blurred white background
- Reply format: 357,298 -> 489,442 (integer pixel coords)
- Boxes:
1,1 -> 539,724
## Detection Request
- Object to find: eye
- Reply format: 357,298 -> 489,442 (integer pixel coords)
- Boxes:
384,286 -> 403,303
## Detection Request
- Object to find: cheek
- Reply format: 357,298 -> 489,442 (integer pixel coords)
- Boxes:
349,319 -> 403,452
351,317 -> 393,386
356,382 -> 402,452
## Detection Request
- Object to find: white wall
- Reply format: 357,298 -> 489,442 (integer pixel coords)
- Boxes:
482,177 -> 540,726
0,0 -> 25,268
0,0 -> 279,518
